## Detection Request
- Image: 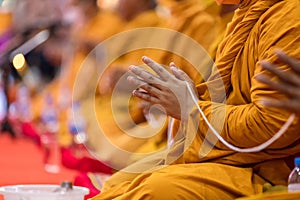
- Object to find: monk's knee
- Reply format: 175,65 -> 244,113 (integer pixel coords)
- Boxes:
137,169 -> 235,200
140,171 -> 205,200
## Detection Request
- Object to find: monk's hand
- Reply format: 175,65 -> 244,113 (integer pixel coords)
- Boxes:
127,56 -> 198,120
255,49 -> 300,114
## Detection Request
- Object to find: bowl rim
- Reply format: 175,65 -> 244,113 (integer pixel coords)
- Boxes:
0,184 -> 89,196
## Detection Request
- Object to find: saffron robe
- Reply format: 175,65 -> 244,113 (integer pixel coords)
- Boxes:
91,0 -> 300,199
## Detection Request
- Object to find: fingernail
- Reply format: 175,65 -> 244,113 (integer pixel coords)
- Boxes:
170,62 -> 176,67
142,56 -> 149,62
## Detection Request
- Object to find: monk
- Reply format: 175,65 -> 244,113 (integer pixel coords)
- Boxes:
62,0 -> 123,90
148,0 -> 217,82
97,0 -> 163,95
256,50 -> 300,116
118,0 -> 160,28
100,0 -> 217,94
158,0 -> 215,53
90,0 -> 300,199
87,0 -> 165,166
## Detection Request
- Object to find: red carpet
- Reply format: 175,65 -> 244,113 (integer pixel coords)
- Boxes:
0,133 -> 77,199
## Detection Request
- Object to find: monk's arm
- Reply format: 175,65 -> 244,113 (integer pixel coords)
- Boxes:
196,58 -> 300,150
195,3 -> 300,150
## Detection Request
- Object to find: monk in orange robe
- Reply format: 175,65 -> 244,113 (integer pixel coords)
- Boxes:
90,0 -> 300,199
62,0 -> 124,91
100,0 -> 217,93
86,0 -> 166,167
153,0 -> 217,83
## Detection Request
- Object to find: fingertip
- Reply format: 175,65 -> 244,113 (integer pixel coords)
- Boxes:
170,62 -> 176,67
255,73 -> 269,82
259,59 -> 267,64
142,56 -> 149,62
132,89 -> 139,96
254,73 -> 262,81
275,49 -> 289,62
259,59 -> 269,68
274,48 -> 284,56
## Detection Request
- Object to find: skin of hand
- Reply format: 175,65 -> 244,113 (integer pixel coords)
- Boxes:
127,56 -> 198,120
255,49 -> 300,115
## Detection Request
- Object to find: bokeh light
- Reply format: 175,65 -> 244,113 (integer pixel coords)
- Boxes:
12,53 -> 26,71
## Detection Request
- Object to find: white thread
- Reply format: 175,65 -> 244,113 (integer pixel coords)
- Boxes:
185,81 -> 296,153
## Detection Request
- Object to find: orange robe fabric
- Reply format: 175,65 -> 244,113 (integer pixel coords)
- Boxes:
88,10 -> 166,166
0,11 -> 12,35
153,0 -> 217,82
91,0 -> 300,199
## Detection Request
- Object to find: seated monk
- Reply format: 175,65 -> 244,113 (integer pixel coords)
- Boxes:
89,0 -> 300,199
85,0 -> 166,169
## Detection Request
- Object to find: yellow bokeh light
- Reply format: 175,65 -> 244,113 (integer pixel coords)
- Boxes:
12,53 -> 26,70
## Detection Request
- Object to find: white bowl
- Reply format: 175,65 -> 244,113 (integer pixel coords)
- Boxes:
0,184 -> 89,200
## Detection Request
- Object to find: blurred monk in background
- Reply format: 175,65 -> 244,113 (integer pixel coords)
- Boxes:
81,0 -> 164,169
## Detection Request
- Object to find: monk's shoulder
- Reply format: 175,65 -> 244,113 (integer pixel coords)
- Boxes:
254,1 -> 300,61
259,0 -> 300,30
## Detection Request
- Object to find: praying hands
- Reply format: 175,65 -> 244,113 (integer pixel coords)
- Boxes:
127,56 -> 198,120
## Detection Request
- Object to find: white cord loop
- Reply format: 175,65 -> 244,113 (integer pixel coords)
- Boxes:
185,81 -> 296,153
